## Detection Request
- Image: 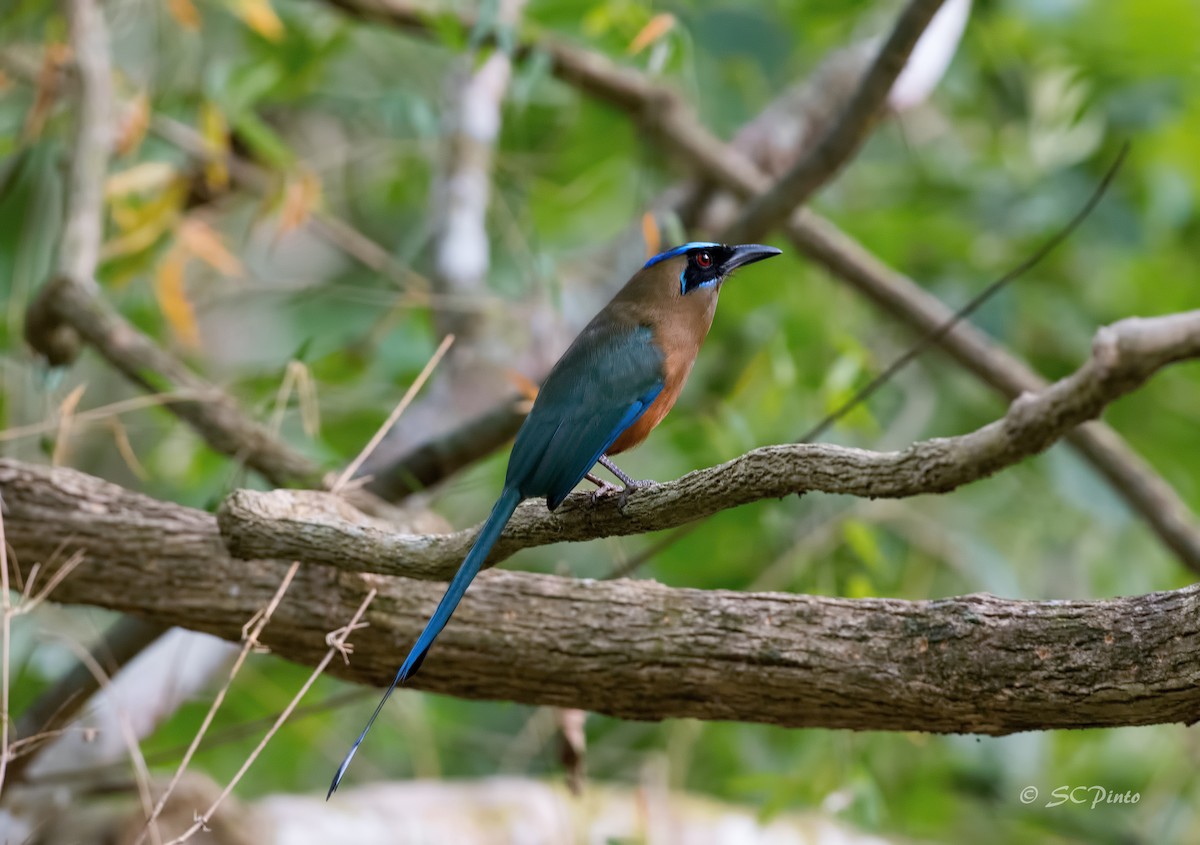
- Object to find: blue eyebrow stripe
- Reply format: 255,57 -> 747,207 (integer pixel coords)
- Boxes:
643,241 -> 721,268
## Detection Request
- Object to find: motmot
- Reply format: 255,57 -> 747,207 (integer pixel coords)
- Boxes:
329,242 -> 781,796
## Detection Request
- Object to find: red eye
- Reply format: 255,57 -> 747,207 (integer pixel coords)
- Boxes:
695,251 -> 713,268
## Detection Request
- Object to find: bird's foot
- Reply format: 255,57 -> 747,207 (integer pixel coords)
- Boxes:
586,472 -> 622,504
616,478 -> 651,511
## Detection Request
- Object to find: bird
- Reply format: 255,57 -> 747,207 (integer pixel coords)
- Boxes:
328,241 -> 781,797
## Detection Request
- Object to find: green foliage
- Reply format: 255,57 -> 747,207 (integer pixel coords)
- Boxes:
4,0 -> 1200,842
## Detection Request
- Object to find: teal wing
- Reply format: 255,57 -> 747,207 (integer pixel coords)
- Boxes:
507,322 -> 664,509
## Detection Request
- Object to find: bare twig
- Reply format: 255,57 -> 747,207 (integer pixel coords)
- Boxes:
795,144 -> 1129,443
135,562 -> 301,845
7,616 -> 166,787
333,334 -> 455,491
360,400 -> 526,500
50,633 -> 163,845
0,391 -> 204,444
162,589 -> 376,844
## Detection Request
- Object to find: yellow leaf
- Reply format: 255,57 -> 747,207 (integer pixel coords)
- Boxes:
154,247 -> 201,349
199,101 -> 230,192
115,92 -> 151,156
231,0 -> 284,41
627,13 -> 675,55
104,179 -> 188,261
277,168 -> 322,236
106,162 -> 178,199
167,0 -> 201,30
178,217 -> 244,277
641,212 -> 661,258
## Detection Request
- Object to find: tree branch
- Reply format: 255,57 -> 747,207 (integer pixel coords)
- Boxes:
22,0 -> 111,366
219,310 -> 1200,576
4,448 -> 1200,737
721,0 -> 946,243
477,11 -> 1200,575
29,277 -> 326,488
359,400 -> 526,501
784,211 -> 1200,568
19,4 -> 325,490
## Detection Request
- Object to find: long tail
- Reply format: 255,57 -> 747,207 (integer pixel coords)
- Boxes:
327,486 -> 522,798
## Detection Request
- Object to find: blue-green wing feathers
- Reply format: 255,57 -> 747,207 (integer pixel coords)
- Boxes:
506,323 -> 664,507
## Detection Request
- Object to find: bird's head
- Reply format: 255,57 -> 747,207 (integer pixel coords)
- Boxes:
643,242 -> 782,297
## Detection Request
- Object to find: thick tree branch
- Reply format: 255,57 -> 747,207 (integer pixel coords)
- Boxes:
220,311 -> 1200,577
4,450 -> 1200,737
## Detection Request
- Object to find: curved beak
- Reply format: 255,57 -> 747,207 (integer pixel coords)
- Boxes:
722,243 -> 782,274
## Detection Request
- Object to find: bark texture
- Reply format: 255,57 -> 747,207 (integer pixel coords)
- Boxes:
6,457 -> 1200,737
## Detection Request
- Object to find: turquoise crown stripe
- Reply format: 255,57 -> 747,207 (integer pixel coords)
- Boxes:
643,241 -> 721,268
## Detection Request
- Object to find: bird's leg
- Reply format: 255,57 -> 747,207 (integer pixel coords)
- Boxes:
597,455 -> 650,509
585,471 -> 620,503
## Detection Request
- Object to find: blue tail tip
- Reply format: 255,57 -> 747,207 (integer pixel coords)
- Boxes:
327,744 -> 358,800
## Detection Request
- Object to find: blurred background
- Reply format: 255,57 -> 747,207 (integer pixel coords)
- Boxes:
2,0 -> 1200,842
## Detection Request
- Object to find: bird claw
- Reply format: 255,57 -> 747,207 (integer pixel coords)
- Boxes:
587,478 -> 649,509
615,479 -> 650,511
589,480 -> 621,504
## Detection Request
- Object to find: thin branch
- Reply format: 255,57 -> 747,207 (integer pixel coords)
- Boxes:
49,633 -> 163,845
218,310 -> 1200,577
162,589 -> 376,844
55,0 -> 111,287
333,334 -> 455,491
17,3 -> 324,490
7,616 -> 166,786
722,0 -> 946,243
6,455 -> 1200,736
27,276 -> 326,488
359,400 -> 526,500
136,563 -> 300,844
